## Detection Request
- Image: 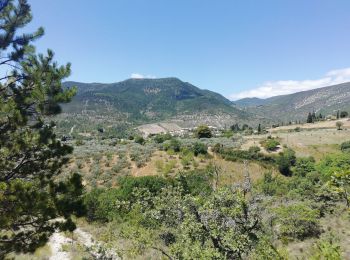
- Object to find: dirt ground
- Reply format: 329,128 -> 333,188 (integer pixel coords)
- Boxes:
241,120 -> 350,160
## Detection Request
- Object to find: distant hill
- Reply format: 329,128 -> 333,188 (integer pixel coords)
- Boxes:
62,78 -> 258,129
235,82 -> 350,122
233,97 -> 268,107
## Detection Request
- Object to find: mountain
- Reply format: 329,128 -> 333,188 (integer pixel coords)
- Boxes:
233,97 -> 268,107
235,82 -> 350,122
61,78 -> 257,129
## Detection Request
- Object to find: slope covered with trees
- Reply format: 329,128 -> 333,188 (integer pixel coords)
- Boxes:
62,78 -> 255,125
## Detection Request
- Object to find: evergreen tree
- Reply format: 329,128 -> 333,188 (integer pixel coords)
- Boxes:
307,112 -> 313,123
336,110 -> 340,119
0,0 -> 83,256
258,123 -> 261,134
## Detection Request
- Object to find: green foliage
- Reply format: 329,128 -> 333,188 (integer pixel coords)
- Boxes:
163,138 -> 181,152
316,153 -> 350,180
340,111 -> 348,118
218,147 -> 273,163
192,142 -> 208,156
195,125 -> 213,138
327,170 -> 350,207
292,157 -> 316,177
153,133 -> 172,143
276,148 -> 296,176
340,141 -> 350,152
0,0 -> 81,256
309,234 -> 341,260
63,77 -> 248,124
261,138 -> 280,152
273,202 -> 321,241
134,135 -> 145,145
125,186 -> 262,259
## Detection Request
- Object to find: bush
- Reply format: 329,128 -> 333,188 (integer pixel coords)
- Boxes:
340,141 -> 350,152
340,111 -> 348,118
134,136 -> 146,145
248,146 -> 261,154
261,138 -> 280,152
212,143 -> 224,153
75,139 -> 84,146
192,142 -> 208,156
273,202 -> 321,241
293,157 -> 315,177
195,125 -> 212,138
276,148 -> 296,176
163,138 -> 181,152
153,133 -> 172,144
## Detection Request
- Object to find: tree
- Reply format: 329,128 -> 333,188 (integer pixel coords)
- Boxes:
0,0 -> 83,256
195,125 -> 212,138
336,110 -> 340,119
230,123 -> 240,132
340,111 -> 348,118
307,112 -> 313,123
123,186 -> 263,259
336,121 -> 343,130
257,123 -> 262,134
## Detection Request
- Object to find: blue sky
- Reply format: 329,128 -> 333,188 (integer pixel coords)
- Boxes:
28,0 -> 350,99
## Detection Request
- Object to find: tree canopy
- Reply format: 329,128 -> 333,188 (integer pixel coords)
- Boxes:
0,0 -> 82,256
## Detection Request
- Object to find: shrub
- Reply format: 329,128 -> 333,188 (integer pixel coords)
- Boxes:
153,133 -> 172,144
273,202 -> 321,241
192,142 -> 208,156
195,125 -> 212,138
134,136 -> 146,145
212,143 -> 224,153
340,141 -> 350,152
248,146 -> 261,154
276,148 -> 296,176
163,138 -> 181,152
261,138 -> 280,152
75,139 -> 84,146
340,111 -> 348,118
336,121 -> 343,130
293,157 -> 316,177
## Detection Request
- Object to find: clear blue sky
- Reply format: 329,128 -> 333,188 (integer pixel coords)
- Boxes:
28,0 -> 350,99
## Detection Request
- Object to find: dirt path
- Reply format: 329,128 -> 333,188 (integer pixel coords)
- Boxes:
48,232 -> 72,260
48,228 -> 119,260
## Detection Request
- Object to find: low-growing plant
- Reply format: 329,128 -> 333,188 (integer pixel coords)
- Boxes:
192,142 -> 208,156
261,138 -> 280,152
273,202 -> 321,241
340,141 -> 350,152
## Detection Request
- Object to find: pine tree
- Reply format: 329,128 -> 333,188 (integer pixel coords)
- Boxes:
307,112 -> 313,123
0,0 -> 83,256
258,123 -> 261,134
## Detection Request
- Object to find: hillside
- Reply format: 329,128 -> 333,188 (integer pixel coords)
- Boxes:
235,82 -> 350,122
61,78 -> 258,131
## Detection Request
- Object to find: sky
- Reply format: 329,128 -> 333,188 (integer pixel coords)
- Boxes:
28,0 -> 350,100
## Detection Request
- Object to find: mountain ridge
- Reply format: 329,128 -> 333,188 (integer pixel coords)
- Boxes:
62,77 -> 257,128
235,82 -> 350,122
